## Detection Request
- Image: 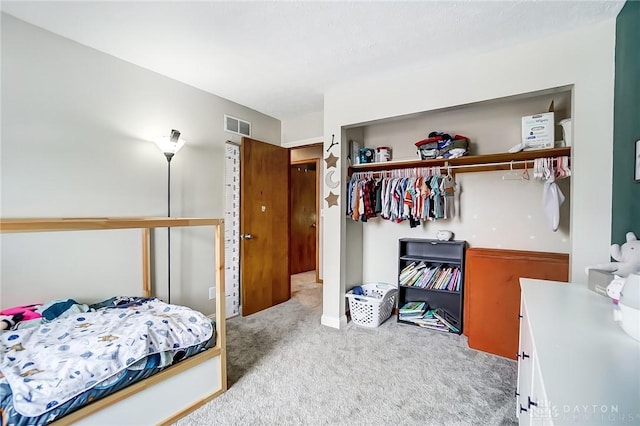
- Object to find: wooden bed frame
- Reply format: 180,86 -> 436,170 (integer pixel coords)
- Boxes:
0,217 -> 227,425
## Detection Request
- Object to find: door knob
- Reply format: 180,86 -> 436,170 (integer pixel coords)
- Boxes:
241,233 -> 254,240
311,223 -> 316,228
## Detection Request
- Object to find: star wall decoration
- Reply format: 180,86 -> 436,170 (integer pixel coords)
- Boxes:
325,191 -> 339,208
325,153 -> 338,169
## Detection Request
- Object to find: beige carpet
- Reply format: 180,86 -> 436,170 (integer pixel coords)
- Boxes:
176,271 -> 517,425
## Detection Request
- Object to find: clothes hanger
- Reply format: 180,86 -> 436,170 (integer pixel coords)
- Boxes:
556,157 -> 565,178
533,158 -> 542,179
522,160 -> 530,180
502,160 -> 523,180
543,157 -> 553,181
560,156 -> 571,178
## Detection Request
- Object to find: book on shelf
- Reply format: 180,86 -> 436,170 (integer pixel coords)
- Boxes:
408,271 -> 424,287
400,262 -> 425,283
418,323 -> 450,332
398,264 -> 461,291
400,261 -> 416,274
399,301 -> 427,315
400,269 -> 418,285
416,266 -> 437,288
432,308 -> 460,333
400,308 -> 459,333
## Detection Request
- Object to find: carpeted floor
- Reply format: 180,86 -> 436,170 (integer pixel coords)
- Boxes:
176,272 -> 518,425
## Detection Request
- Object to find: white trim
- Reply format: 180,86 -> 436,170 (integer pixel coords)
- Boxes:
321,314 -> 348,329
282,136 -> 323,148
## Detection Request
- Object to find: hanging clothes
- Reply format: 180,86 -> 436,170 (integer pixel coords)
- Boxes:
441,173 -> 458,219
543,176 -> 565,232
346,169 -> 458,226
533,156 -> 570,232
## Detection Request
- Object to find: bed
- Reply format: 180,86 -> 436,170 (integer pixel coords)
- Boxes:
0,217 -> 227,425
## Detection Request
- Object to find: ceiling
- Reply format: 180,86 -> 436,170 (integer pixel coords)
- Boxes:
1,1 -> 625,121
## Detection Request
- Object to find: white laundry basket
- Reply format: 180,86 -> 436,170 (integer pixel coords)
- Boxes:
346,283 -> 398,328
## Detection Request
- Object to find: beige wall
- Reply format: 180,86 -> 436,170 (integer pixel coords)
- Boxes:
281,111 -> 324,146
0,14 -> 281,314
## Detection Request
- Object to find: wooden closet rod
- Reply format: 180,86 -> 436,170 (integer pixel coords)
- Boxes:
444,157 -> 563,171
351,156 -> 568,177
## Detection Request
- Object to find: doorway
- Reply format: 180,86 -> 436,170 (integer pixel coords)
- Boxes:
290,160 -> 318,276
233,140 -> 322,317
289,143 -> 323,285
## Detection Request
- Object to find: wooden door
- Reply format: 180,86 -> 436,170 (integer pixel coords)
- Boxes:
290,161 -> 317,274
240,137 -> 290,316
463,248 -> 569,359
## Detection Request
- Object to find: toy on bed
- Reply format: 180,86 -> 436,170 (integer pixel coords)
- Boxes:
0,304 -> 42,331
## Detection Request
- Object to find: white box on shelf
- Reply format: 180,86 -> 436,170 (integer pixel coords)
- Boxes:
522,112 -> 554,150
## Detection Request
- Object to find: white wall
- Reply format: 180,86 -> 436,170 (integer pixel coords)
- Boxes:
281,110 -> 323,146
322,20 -> 616,328
0,14 -> 281,314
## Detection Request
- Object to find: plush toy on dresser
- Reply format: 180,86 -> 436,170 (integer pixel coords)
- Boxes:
588,232 -> 640,278
585,231 -> 640,342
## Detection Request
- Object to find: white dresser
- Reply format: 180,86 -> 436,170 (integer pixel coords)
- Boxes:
517,278 -> 640,425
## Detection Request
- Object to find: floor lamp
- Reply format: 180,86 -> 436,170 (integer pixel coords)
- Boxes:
154,129 -> 186,304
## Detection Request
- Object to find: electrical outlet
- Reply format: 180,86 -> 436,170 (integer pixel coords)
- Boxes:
208,287 -> 215,300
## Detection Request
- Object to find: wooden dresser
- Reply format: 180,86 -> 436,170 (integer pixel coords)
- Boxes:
463,248 -> 569,359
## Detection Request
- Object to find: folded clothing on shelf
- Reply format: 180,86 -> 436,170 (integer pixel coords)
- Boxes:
415,132 -> 469,160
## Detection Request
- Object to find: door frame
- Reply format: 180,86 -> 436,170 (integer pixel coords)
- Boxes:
290,157 -> 321,283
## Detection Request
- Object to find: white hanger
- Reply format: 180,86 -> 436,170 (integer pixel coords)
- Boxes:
502,160 -> 523,180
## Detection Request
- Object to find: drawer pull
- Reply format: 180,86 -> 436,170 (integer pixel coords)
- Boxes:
528,396 -> 538,408
521,351 -> 530,359
519,404 -> 528,413
515,390 -> 520,397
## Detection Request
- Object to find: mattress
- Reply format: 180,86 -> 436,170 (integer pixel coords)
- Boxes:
0,298 -> 216,426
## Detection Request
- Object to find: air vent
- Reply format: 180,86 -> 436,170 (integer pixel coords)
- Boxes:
224,114 -> 251,137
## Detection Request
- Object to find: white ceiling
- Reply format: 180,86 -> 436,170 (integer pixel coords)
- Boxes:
1,1 -> 625,121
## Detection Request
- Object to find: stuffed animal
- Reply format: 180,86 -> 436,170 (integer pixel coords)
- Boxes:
587,232 -> 640,278
0,313 -> 24,331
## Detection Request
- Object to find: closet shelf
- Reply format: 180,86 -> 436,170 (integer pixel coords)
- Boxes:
399,254 -> 462,264
399,285 -> 460,295
348,147 -> 571,175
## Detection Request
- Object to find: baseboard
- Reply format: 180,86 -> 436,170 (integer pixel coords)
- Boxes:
321,314 -> 348,329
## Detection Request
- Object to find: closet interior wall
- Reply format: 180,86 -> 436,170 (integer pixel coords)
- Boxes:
353,90 -> 572,287
345,126 -> 365,300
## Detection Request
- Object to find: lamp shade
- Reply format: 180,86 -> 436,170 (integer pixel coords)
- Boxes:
154,129 -> 186,155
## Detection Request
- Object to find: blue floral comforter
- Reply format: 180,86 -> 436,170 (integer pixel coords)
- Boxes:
0,299 -> 213,419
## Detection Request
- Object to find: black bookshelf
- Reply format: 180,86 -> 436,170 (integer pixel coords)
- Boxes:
397,238 -> 466,334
